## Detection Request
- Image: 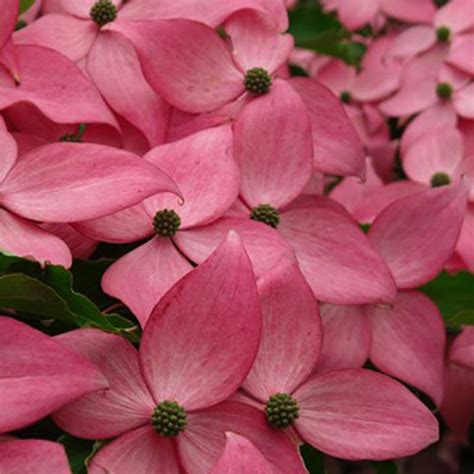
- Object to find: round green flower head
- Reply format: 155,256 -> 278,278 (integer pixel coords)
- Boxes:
250,204 -> 280,228
90,0 -> 117,26
265,392 -> 300,428
436,82 -> 453,100
244,68 -> 272,94
153,209 -> 181,237
152,400 -> 188,437
436,26 -> 451,42
340,90 -> 352,104
430,172 -> 451,187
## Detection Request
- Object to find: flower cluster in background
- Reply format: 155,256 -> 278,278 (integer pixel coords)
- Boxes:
0,0 -> 473,473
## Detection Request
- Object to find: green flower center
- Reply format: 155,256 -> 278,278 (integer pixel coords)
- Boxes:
152,400 -> 187,437
244,68 -> 272,94
340,90 -> 352,103
90,0 -> 117,26
250,204 -> 280,228
265,392 -> 300,428
436,26 -> 451,42
153,209 -> 181,237
430,172 -> 451,187
436,82 -> 453,100
433,0 -> 449,7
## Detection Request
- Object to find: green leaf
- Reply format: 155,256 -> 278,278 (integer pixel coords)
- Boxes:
371,460 -> 398,474
421,271 -> 474,327
19,0 -> 35,14
300,444 -> 325,473
58,435 -> 94,474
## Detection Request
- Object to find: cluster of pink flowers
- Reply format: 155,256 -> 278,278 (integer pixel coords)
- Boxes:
0,0 -> 472,472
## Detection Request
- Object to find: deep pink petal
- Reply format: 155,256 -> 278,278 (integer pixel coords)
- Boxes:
0,129 -> 17,181
89,425 -> 180,474
143,125 -> 239,229
234,79 -> 312,209
369,291 -> 445,405
112,19 -> 243,113
102,237 -> 192,326
243,259 -> 322,401
0,143 -> 180,222
0,1 -> 16,49
53,329 -> 155,439
456,204 -> 474,270
450,327 -> 474,370
316,304 -> 370,372
279,196 -> 397,304
178,401 -> 306,474
294,369 -> 439,460
289,78 -> 365,178
87,31 -> 170,147
387,26 -> 436,59
447,34 -> 474,76
453,83 -> 474,119
140,232 -> 261,411
338,0 -> 379,31
0,440 -> 70,474
0,317 -> 107,433
379,0 -> 436,23
368,183 -> 469,288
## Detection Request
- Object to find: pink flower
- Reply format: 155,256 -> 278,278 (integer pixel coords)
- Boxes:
0,316 -> 107,434
53,233 -> 305,473
240,258 -> 439,460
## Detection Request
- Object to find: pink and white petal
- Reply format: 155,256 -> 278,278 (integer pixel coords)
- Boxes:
53,330 -> 154,439
279,196 -> 397,305
0,317 -> 107,433
450,327 -> 474,370
0,128 -> 17,181
89,425 -> 180,474
316,304 -> 370,372
403,128 -> 464,184
379,0 -> 436,23
434,0 -> 474,33
60,0 -> 120,18
368,183 -> 469,288
0,45 -> 118,128
0,143 -> 180,222
178,401 -> 305,474
234,79 -> 312,209
87,31 -> 170,147
224,10 -> 293,73
447,34 -> 474,76
0,209 -> 72,267
289,78 -> 365,178
0,440 -> 71,474
243,259 -> 322,401
453,83 -> 474,119
174,217 -> 295,278
352,66 -> 400,102
143,125 -> 239,229
338,0 -> 379,31
140,232 -> 261,411
111,19 -> 244,113
294,369 -> 439,460
210,433 -> 277,474
13,14 -> 98,62
386,26 -> 436,59
368,291 -> 445,405
102,238 -> 193,327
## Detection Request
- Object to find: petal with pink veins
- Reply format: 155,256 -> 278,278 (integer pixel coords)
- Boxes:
379,0 -> 435,23
456,204 -> 474,270
0,129 -> 17,181
447,34 -> 474,76
0,0 -> 17,48
351,67 -> 400,102
53,329 -> 155,439
234,80 -> 312,209
386,26 -> 436,59
453,83 -> 474,119
434,0 -> 474,33
294,369 -> 439,460
450,327 -> 474,370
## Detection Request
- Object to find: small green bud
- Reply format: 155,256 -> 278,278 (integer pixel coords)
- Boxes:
265,393 -> 300,428
250,204 -> 280,228
90,0 -> 117,26
153,209 -> 181,237
430,172 -> 451,187
436,82 -> 453,100
340,90 -> 352,103
244,68 -> 272,95
152,400 -> 187,437
436,26 -> 451,42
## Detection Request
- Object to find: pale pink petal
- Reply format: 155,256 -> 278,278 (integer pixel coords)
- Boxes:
369,291 -> 445,405
0,129 -> 17,181
60,0 -> 120,18
89,425 -> 180,474
0,440 -> 70,474
13,14 -> 98,62
279,196 -> 397,304
434,0 -> 474,33
403,128 -> 464,184
53,329 -> 155,439
0,317 -> 107,433
0,143 -> 180,222
143,125 -> 239,229
209,433 -> 277,474
289,78 -> 365,178
87,31 -> 170,147
352,67 -> 401,102
368,183 -> 469,288
316,304 -> 370,372
450,327 -> 474,370
140,232 -> 261,411
174,217 -> 295,278
315,59 -> 356,95
447,34 -> 474,76
243,259 -> 321,401
338,0 -> 379,31
178,401 -> 306,474
225,10 -> 293,73
0,45 -> 118,128
112,20 -> 244,113
0,209 -> 72,267
453,83 -> 474,119
386,26 -> 436,59
379,0 -> 436,23
234,80 -> 312,209
294,369 -> 439,460
102,238 -> 193,326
